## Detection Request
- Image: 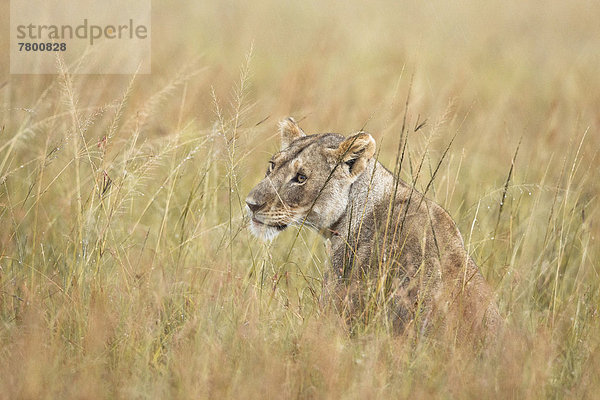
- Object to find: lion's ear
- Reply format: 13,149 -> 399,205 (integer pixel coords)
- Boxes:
334,132 -> 376,177
279,117 -> 305,149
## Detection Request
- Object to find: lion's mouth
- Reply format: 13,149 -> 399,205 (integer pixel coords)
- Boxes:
252,217 -> 287,231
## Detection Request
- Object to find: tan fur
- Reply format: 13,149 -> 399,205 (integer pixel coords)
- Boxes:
246,118 -> 502,340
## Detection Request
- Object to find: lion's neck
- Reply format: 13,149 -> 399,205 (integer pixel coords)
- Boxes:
327,159 -> 395,240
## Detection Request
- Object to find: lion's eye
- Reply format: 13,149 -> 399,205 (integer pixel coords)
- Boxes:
293,173 -> 307,184
266,161 -> 275,176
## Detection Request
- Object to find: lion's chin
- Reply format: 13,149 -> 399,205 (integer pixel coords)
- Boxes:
249,219 -> 286,242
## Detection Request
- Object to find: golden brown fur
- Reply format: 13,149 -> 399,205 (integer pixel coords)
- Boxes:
246,118 -> 502,339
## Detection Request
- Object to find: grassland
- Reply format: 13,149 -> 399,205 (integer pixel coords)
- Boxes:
0,0 -> 599,398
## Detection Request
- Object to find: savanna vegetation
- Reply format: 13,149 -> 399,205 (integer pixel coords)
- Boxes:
0,0 -> 598,398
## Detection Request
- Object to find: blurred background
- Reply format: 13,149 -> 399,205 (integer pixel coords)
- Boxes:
0,0 -> 598,398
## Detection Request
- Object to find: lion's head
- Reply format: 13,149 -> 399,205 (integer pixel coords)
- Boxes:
245,118 -> 376,241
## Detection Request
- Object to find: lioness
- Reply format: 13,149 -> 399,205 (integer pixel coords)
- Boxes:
246,118 -> 501,339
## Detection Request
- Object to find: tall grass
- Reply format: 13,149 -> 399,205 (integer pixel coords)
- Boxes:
1,0 -> 599,398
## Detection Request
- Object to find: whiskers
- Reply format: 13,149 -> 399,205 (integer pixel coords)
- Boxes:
247,205 -> 316,241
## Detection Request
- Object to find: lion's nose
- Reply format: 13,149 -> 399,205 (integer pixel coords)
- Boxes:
246,199 -> 265,213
